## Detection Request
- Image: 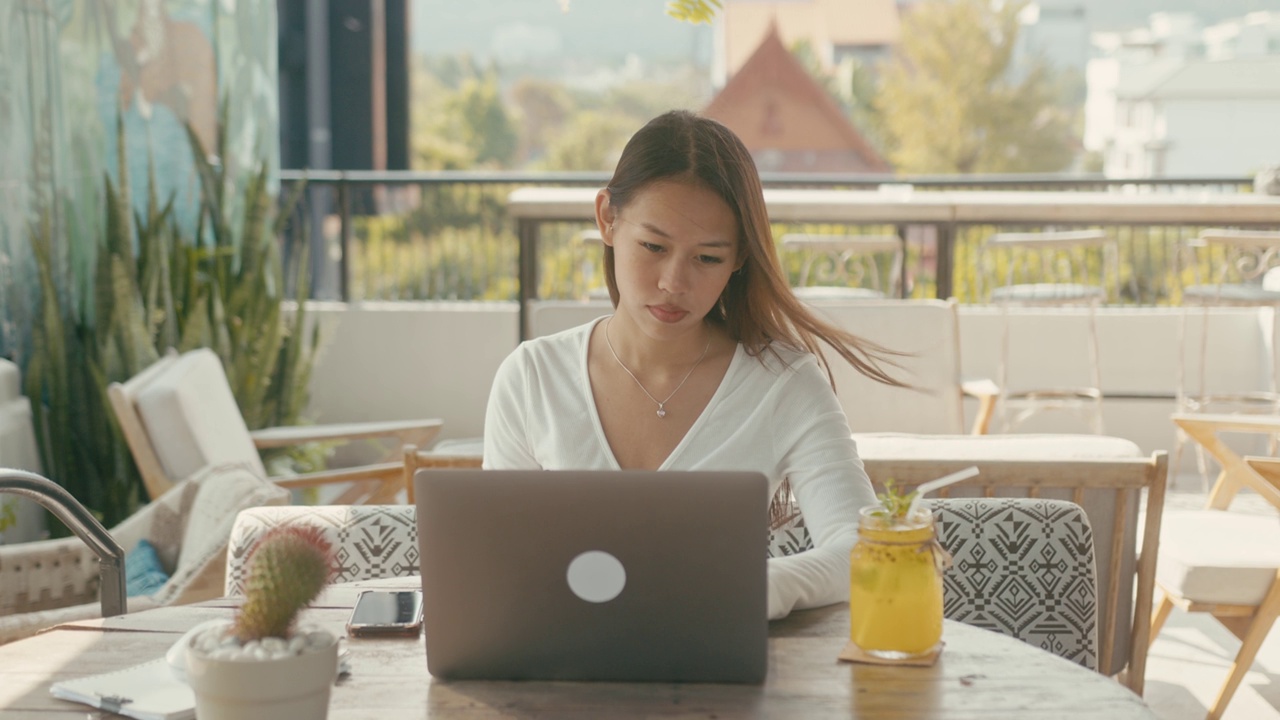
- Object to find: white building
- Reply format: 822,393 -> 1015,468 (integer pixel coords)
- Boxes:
1085,12 -> 1280,176
1085,12 -> 1280,177
1016,2 -> 1090,79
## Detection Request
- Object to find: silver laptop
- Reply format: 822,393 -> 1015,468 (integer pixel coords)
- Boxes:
413,469 -> 769,684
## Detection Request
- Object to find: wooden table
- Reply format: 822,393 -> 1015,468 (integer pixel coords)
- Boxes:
1,577 -> 1156,719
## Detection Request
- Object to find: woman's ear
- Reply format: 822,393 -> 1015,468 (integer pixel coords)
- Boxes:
594,189 -> 615,247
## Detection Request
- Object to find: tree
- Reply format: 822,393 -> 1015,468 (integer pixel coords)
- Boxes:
540,111 -> 635,171
875,0 -> 1077,174
510,78 -> 575,165
790,40 -> 887,156
442,71 -> 519,167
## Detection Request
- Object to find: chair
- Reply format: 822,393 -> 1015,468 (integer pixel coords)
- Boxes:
401,439 -> 483,504
1175,229 -> 1280,480
930,497 -> 1099,670
856,451 -> 1166,693
979,229 -> 1115,433
764,439 -> 1165,691
781,232 -> 906,300
805,299 -> 999,435
526,298 -> 999,435
0,462 -> 288,644
0,359 -> 43,542
108,348 -> 444,504
225,504 -> 420,596
1150,454 -> 1280,720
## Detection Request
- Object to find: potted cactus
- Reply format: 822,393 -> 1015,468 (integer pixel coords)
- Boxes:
184,527 -> 337,720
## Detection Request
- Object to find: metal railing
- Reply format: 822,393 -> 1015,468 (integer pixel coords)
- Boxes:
278,171 -> 1260,306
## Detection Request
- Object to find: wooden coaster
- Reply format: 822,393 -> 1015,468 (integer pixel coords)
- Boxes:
837,641 -> 943,667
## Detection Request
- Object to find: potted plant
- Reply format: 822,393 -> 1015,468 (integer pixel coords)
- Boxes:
184,526 -> 337,720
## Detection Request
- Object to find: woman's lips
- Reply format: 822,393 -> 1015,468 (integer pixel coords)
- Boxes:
648,305 -> 688,323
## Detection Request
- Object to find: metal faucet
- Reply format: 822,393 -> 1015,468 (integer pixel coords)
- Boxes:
0,469 -> 126,618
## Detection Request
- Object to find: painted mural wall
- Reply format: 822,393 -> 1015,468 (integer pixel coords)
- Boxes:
0,0 -> 278,364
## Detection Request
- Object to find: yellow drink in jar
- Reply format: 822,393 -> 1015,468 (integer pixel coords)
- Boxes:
848,506 -> 944,658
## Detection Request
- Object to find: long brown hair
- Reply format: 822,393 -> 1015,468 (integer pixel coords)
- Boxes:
602,110 -> 906,388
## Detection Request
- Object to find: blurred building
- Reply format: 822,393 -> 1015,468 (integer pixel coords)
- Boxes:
1085,11 -> 1280,177
703,25 -> 889,173
278,0 -> 411,173
714,0 -> 900,88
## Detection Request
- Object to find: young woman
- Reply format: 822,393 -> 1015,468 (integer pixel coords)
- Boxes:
483,110 -> 903,619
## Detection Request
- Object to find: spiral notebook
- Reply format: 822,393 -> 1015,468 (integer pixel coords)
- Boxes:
49,657 -> 195,720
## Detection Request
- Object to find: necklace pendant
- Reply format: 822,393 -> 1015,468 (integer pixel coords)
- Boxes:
656,406 -> 667,419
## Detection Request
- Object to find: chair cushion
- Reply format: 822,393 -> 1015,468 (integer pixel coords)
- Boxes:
930,497 -> 1099,670
133,348 -> 265,481
152,462 -> 290,605
767,513 -> 814,558
226,505 -> 420,596
1158,509 -> 1280,606
125,539 -> 170,597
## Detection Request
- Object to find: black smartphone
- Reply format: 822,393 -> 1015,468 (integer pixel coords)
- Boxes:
346,590 -> 424,637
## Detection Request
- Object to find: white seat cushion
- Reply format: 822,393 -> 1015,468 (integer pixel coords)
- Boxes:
1158,509 -> 1280,606
134,349 -> 266,481
853,432 -> 1141,460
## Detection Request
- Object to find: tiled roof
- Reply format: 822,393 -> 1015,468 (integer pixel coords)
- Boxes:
703,23 -> 890,172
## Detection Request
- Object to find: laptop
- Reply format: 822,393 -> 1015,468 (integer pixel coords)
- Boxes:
413,469 -> 769,684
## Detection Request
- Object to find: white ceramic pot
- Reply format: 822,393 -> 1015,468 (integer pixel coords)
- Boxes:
185,623 -> 338,720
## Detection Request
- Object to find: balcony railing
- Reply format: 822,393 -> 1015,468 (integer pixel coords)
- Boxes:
278,171 -> 1264,306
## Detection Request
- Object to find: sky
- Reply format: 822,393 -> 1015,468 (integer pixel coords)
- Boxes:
411,0 -> 713,65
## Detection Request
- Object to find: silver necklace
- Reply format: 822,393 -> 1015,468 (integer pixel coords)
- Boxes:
604,317 -> 712,419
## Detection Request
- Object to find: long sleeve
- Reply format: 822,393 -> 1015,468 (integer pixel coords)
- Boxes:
482,347 -> 541,470
764,358 -> 874,619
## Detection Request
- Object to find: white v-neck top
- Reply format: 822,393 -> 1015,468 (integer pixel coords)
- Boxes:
482,317 -> 875,619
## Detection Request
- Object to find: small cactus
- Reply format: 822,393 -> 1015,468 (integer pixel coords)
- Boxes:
233,526 -> 335,643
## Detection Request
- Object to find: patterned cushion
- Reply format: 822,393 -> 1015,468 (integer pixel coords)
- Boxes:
226,505 -> 420,596
929,497 -> 1099,670
767,514 -> 814,557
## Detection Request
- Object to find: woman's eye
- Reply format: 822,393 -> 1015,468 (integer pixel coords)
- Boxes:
641,242 -> 664,253
698,255 -> 725,265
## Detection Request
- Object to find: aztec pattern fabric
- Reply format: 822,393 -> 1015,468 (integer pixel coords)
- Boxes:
225,505 -> 420,596
767,514 -> 815,558
766,480 -> 814,558
929,497 -> 1099,670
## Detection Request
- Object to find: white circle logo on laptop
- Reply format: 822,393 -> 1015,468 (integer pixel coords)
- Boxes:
566,551 -> 627,603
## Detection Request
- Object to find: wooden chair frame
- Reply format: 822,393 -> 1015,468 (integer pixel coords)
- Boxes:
1149,453 -> 1280,720
403,444 -> 484,504
109,349 -> 443,504
860,453 -> 1168,695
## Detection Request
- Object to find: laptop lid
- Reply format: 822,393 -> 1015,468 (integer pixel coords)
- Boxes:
414,469 -> 769,684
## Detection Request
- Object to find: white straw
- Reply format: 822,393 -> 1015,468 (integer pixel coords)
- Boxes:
906,466 -> 980,520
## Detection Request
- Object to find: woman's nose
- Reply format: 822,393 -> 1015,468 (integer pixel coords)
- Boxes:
657,259 -> 691,294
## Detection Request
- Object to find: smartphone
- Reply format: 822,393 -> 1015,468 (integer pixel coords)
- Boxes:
346,590 -> 424,637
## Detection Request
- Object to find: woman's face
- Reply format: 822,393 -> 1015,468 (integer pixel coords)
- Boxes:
602,178 -> 742,341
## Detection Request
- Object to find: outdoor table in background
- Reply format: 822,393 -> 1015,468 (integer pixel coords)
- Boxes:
0,576 -> 1156,719
506,186 -> 1280,340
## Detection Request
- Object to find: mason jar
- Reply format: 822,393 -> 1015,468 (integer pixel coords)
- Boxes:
848,505 -> 949,659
